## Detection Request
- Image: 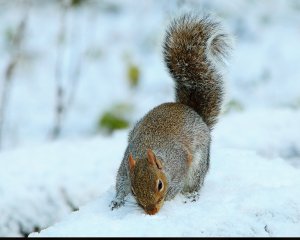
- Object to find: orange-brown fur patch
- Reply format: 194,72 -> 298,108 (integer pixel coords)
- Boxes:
187,152 -> 193,166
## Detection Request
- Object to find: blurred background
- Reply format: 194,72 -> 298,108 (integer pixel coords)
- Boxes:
0,0 -> 300,237
0,0 -> 299,150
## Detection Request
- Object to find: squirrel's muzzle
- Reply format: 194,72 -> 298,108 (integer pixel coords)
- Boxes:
145,204 -> 159,215
145,207 -> 159,215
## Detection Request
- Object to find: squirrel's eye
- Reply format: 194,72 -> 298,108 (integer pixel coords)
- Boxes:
157,179 -> 163,192
131,187 -> 136,196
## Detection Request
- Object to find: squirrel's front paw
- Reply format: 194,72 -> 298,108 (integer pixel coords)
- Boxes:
109,199 -> 124,210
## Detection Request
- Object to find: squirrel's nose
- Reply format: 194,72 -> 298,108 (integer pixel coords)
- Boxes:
145,205 -> 158,215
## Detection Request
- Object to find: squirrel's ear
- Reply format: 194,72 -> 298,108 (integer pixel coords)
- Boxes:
128,153 -> 136,171
147,149 -> 163,170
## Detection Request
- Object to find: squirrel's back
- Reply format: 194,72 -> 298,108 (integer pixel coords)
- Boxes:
129,102 -> 209,156
163,13 -> 231,129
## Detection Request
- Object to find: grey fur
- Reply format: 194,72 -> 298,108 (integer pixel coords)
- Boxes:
163,13 -> 231,129
110,13 -> 230,211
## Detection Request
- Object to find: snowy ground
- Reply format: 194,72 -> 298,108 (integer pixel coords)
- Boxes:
0,0 -> 300,237
28,109 -> 300,237
29,151 -> 300,237
0,130 -> 128,236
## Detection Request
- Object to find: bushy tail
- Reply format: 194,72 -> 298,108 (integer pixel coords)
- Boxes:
163,13 -> 231,129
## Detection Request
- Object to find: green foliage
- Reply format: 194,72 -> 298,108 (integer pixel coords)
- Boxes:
99,113 -> 129,132
98,103 -> 133,134
70,0 -> 86,7
127,64 -> 140,88
122,52 -> 141,88
223,99 -> 244,114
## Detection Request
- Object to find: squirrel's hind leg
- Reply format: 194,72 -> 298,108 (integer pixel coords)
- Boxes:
181,146 -> 209,203
181,174 -> 205,203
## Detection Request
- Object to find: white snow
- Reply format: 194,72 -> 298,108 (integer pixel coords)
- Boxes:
27,107 -> 300,237
29,141 -> 300,237
0,0 -> 300,237
0,131 -> 128,237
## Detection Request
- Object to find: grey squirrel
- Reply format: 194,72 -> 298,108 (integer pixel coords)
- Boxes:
110,13 -> 231,215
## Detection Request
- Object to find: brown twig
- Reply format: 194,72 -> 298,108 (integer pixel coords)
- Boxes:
0,3 -> 28,149
51,0 -> 69,139
51,0 -> 83,139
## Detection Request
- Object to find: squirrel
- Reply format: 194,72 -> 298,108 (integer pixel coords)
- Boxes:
110,13 -> 231,215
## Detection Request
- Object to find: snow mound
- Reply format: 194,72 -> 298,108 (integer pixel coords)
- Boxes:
29,147 -> 300,237
0,131 -> 127,237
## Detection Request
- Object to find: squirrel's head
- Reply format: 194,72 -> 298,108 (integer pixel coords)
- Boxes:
128,149 -> 168,215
